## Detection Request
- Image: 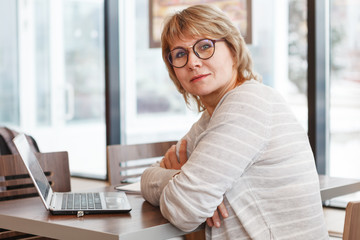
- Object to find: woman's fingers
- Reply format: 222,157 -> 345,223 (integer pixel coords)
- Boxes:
160,140 -> 188,170
206,217 -> 214,227
160,158 -> 165,168
217,201 -> 229,218
206,201 -> 228,228
179,139 -> 188,166
168,145 -> 179,168
211,209 -> 221,228
163,157 -> 171,169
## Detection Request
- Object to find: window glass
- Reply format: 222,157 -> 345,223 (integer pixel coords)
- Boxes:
329,0 -> 360,178
250,0 -> 307,128
1,0 -> 309,178
0,0 -> 106,178
0,1 -> 19,125
287,0 -> 308,128
34,0 -> 51,125
63,1 -> 105,123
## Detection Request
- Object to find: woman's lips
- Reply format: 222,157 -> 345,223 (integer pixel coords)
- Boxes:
191,73 -> 210,82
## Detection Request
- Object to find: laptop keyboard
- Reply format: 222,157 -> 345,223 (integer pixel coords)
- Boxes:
61,193 -> 102,210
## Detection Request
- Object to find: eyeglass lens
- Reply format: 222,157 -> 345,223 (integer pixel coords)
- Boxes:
168,39 -> 216,68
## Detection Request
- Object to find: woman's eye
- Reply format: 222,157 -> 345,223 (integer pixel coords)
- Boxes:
175,51 -> 186,59
201,44 -> 211,50
197,43 -> 213,52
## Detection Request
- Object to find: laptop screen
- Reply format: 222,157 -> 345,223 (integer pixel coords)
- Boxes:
13,134 -> 51,203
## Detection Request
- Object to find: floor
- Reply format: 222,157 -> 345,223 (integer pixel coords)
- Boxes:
324,207 -> 345,239
70,177 -> 345,239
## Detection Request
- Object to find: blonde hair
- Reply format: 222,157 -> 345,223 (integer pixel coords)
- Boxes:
161,4 -> 260,112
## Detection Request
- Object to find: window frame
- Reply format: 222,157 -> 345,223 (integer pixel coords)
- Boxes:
307,0 -> 329,175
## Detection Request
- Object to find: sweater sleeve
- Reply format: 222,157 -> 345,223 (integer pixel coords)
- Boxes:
159,86 -> 271,232
141,112 -> 209,206
140,162 -> 181,206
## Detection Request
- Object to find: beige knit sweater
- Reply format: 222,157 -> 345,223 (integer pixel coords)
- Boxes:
141,80 -> 329,240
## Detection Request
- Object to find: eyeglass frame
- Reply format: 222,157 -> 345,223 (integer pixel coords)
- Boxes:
167,38 -> 225,68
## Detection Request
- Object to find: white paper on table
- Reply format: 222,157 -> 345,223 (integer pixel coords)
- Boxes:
115,181 -> 141,194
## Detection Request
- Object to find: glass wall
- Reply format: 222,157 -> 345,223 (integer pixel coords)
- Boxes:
329,0 -> 360,178
3,0 -> 358,182
252,0 -> 308,128
1,0 -> 310,178
0,0 -> 106,178
0,1 -> 19,125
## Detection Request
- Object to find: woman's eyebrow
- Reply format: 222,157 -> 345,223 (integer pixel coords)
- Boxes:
171,42 -> 194,50
170,38 -> 200,50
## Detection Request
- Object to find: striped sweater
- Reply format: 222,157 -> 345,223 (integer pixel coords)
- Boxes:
141,80 -> 329,239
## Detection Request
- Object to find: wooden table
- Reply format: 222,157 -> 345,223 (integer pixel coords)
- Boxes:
0,191 -> 193,240
1,176 -> 360,240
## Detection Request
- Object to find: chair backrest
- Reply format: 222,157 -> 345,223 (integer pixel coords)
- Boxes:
0,151 -> 71,201
343,201 -> 360,240
0,127 -> 40,155
107,141 -> 177,185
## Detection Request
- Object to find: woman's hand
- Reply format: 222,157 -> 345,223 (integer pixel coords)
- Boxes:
206,201 -> 229,228
160,139 -> 187,170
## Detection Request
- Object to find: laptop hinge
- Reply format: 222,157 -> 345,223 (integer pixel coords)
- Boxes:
50,193 -> 56,209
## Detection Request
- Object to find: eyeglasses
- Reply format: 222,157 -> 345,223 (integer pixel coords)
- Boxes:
167,39 -> 224,68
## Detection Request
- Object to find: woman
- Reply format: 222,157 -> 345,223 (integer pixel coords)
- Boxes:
141,4 -> 328,240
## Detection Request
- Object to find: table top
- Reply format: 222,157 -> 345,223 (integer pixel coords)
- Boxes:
319,175 -> 360,201
0,189 -> 188,240
1,175 -> 360,240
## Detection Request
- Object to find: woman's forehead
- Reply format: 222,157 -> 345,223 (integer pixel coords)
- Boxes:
170,36 -> 195,48
169,34 -> 212,49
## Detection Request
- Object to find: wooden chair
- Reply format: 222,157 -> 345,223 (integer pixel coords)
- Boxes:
0,151 -> 71,240
343,201 -> 360,240
107,141 -> 177,185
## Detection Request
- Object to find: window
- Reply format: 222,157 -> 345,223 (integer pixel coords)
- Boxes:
250,0 -> 308,129
329,0 -> 360,178
4,1 -> 355,182
0,1 -> 19,125
0,0 -> 106,178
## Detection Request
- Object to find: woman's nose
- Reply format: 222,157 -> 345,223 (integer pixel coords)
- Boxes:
187,50 -> 201,69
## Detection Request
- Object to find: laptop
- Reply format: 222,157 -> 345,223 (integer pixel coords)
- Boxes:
13,133 -> 132,216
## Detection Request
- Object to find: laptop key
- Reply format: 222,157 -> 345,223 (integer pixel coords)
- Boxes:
94,193 -> 102,209
74,193 -> 81,209
87,193 -> 95,209
81,193 -> 87,209
61,194 -> 67,209
67,193 -> 74,209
